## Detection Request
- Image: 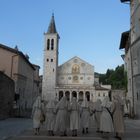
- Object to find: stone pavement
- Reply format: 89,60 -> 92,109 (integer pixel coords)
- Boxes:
0,118 -> 32,140
0,117 -> 140,140
4,127 -> 116,140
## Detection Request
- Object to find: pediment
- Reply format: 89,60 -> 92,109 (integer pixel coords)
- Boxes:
58,56 -> 94,75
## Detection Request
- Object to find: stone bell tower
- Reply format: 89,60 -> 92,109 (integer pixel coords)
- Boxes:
42,14 -> 60,101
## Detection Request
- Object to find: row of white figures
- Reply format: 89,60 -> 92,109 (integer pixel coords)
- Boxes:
31,95 -> 124,139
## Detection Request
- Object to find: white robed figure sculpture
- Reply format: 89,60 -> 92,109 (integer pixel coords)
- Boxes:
80,97 -> 90,134
45,99 -> 56,136
100,96 -> 114,133
31,96 -> 42,135
94,99 -> 102,132
111,94 -> 124,139
69,97 -> 80,136
54,96 -> 68,136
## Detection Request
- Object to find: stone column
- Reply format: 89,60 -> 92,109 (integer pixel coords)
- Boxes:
83,91 -> 86,101
70,91 -> 72,101
56,90 -> 58,99
89,92 -> 91,101
77,91 -> 79,101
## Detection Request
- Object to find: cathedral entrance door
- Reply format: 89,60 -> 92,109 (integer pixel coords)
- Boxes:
59,91 -> 63,100
65,91 -> 70,101
85,91 -> 90,101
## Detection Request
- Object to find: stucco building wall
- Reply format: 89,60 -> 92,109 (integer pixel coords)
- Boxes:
0,72 -> 15,119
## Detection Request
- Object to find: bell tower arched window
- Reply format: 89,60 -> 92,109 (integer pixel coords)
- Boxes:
51,39 -> 54,50
47,39 -> 50,50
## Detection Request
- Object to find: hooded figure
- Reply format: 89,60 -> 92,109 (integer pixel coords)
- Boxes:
111,94 -> 124,139
80,98 -> 90,134
94,99 -> 102,132
45,99 -> 56,136
31,96 -> 42,135
69,97 -> 80,136
100,96 -> 114,133
54,96 -> 68,136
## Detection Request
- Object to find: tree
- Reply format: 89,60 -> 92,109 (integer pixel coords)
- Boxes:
98,64 -> 127,90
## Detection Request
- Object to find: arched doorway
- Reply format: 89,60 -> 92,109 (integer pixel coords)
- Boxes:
59,91 -> 63,101
65,91 -> 70,101
72,91 -> 77,98
79,91 -> 84,101
85,91 -> 90,101
78,91 -> 84,104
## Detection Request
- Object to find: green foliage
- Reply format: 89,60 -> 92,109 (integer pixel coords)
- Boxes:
98,64 -> 127,90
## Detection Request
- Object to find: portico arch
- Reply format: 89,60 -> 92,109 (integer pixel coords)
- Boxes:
59,90 -> 63,100
72,91 -> 77,98
65,91 -> 70,101
79,91 -> 84,101
85,91 -> 90,101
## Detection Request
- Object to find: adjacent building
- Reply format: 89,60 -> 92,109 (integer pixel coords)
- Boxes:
0,44 -> 40,116
120,0 -> 140,117
119,31 -> 133,116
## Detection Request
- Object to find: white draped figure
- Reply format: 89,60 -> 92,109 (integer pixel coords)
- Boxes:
94,99 -> 102,132
111,94 -> 124,139
100,96 -> 114,133
80,98 -> 90,134
45,99 -> 56,136
54,96 -> 68,136
69,97 -> 80,136
31,96 -> 42,135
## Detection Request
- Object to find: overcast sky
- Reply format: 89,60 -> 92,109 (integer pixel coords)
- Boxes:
0,0 -> 130,74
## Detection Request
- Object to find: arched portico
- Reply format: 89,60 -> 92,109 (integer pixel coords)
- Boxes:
56,88 -> 92,102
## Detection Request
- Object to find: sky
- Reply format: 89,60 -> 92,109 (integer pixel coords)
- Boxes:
0,0 -> 130,74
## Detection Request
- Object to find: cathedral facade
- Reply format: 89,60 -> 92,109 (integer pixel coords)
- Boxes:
42,15 -> 110,102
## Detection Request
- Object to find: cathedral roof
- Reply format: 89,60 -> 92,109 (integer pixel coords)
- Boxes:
47,14 -> 57,34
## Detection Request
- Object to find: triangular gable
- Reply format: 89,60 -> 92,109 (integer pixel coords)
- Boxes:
59,56 -> 94,68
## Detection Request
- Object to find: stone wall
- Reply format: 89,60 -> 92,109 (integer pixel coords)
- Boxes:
0,71 -> 15,119
111,89 -> 126,101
